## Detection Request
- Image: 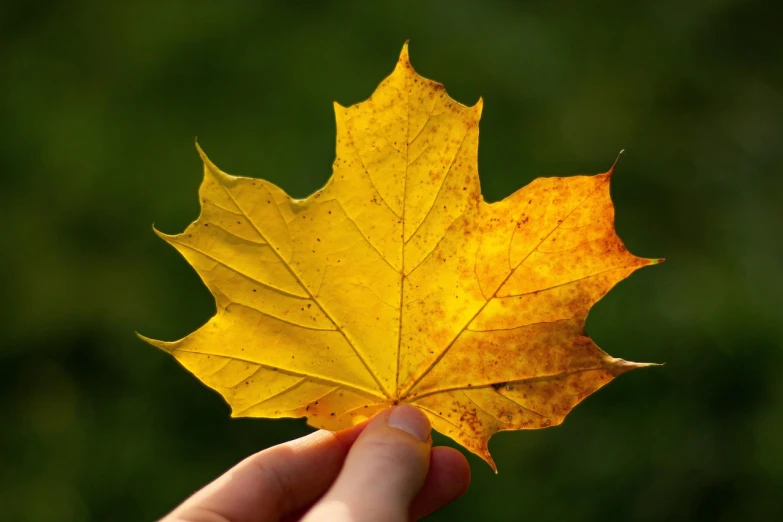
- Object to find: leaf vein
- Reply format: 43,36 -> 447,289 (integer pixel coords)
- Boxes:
216,181 -> 391,398
404,127 -> 470,245
401,183 -> 604,397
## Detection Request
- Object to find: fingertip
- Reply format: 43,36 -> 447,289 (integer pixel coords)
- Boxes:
435,446 -> 471,493
387,404 -> 432,442
430,447 -> 471,497
410,447 -> 471,520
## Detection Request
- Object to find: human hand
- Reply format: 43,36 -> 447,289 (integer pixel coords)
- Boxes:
161,405 -> 471,522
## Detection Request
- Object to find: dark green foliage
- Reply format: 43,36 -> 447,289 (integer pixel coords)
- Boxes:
1,1 -> 781,520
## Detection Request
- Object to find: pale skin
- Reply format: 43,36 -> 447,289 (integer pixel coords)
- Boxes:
161,405 -> 471,522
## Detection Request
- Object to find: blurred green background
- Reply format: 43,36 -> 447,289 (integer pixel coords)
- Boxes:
1,1 -> 781,520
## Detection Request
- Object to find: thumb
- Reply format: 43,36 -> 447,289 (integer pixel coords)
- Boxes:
303,405 -> 432,522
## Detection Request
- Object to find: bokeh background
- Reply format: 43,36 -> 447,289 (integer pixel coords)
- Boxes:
2,1 -> 781,520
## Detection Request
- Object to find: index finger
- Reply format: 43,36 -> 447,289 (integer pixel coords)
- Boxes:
162,421 -> 368,522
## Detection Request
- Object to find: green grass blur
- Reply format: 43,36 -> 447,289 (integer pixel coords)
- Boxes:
1,1 -> 781,520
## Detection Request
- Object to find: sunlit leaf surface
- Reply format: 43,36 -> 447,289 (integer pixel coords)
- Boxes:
142,43 -> 661,470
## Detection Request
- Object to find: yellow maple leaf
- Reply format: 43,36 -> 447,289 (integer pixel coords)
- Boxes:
141,43 -> 661,471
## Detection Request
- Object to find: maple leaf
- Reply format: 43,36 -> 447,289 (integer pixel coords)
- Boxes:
141,43 -> 661,471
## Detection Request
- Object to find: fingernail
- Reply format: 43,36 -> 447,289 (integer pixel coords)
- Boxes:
387,405 -> 431,441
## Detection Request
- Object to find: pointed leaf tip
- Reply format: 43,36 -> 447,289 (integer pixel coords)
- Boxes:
608,358 -> 662,376
136,332 -> 174,353
195,140 -> 210,164
152,225 -> 175,243
195,143 -> 236,186
608,149 -> 625,177
399,41 -> 411,65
